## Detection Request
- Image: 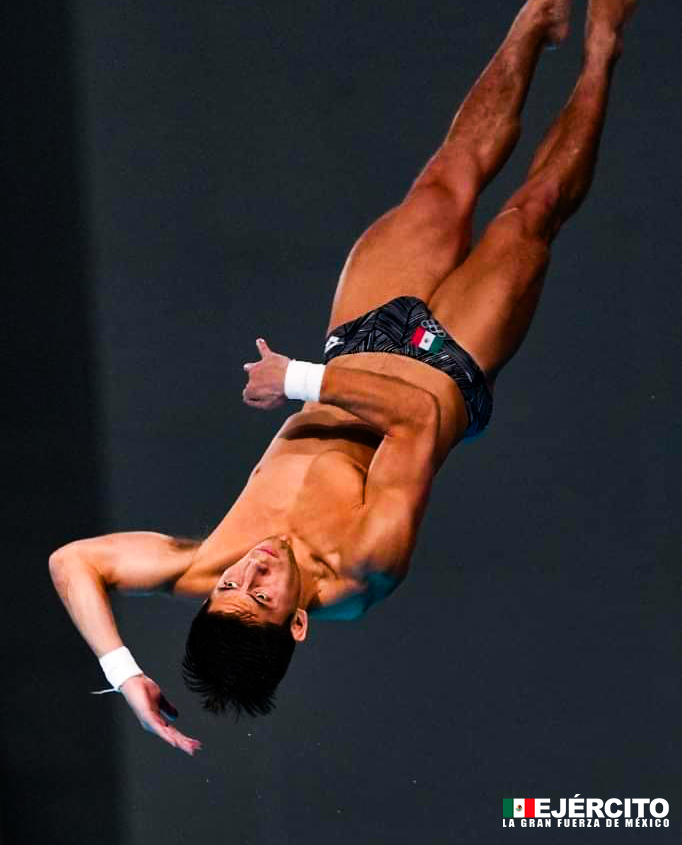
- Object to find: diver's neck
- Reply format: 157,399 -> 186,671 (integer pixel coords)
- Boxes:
287,533 -> 334,613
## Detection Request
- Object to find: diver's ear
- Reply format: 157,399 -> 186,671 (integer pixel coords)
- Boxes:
290,608 -> 308,642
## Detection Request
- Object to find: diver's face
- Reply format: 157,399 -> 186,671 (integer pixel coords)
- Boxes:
208,536 -> 300,626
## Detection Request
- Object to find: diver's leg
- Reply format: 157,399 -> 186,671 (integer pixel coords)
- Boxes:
410,0 -> 570,198
326,0 -> 571,334
429,0 -> 637,383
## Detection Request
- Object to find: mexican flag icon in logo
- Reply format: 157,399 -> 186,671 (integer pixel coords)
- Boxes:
411,326 -> 444,353
503,798 -> 535,818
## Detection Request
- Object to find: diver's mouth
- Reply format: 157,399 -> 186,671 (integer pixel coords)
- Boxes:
256,546 -> 278,559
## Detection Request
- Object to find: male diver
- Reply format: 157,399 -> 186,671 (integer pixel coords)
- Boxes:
50,0 -> 638,755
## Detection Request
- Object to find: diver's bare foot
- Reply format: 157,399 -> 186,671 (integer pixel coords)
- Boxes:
515,0 -> 572,47
586,0 -> 638,58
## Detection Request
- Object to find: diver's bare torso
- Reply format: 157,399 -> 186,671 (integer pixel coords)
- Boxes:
174,352 -> 470,618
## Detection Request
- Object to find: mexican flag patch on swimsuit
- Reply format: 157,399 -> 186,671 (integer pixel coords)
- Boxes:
411,321 -> 445,353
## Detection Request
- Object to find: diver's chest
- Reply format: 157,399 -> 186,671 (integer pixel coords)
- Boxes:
249,449 -> 366,518
300,449 -> 366,513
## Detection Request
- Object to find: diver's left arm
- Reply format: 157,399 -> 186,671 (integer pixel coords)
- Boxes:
343,392 -> 441,580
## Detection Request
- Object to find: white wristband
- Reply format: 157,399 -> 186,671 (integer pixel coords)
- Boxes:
98,646 -> 143,691
284,360 -> 326,402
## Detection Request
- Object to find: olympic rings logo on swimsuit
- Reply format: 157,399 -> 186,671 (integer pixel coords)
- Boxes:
420,318 -> 446,337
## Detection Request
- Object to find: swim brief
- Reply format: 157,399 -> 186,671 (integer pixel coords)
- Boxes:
323,295 -> 492,438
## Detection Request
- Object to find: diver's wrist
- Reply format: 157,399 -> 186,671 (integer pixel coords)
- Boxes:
98,646 -> 143,691
284,360 -> 326,402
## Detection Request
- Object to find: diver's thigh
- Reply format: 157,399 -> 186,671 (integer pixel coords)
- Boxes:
428,208 -> 550,381
326,185 -> 472,334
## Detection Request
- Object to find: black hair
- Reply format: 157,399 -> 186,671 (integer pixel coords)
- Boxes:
181,600 -> 297,718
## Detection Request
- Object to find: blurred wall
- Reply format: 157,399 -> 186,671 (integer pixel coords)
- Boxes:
2,3 -> 121,843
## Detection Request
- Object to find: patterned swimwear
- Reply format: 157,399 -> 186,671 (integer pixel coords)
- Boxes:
323,295 -> 492,438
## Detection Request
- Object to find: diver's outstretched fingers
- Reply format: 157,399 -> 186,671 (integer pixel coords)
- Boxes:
161,724 -> 203,757
120,675 -> 203,757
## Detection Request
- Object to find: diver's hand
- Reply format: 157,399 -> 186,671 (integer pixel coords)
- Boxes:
242,338 -> 290,410
119,675 -> 202,757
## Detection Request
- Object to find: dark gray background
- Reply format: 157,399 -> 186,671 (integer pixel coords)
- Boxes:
3,1 -> 680,843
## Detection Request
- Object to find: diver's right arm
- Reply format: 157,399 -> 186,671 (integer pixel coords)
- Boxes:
242,337 -> 440,435
49,533 -> 202,755
48,546 -> 124,659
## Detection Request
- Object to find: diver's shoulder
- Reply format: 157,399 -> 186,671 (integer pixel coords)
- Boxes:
311,558 -> 406,620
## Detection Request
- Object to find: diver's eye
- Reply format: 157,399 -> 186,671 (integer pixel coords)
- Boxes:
255,592 -> 268,601
225,581 -> 237,589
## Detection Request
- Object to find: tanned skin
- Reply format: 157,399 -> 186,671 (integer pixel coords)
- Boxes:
49,0 -> 638,755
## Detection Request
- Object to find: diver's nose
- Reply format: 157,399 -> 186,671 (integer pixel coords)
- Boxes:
247,557 -> 269,576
